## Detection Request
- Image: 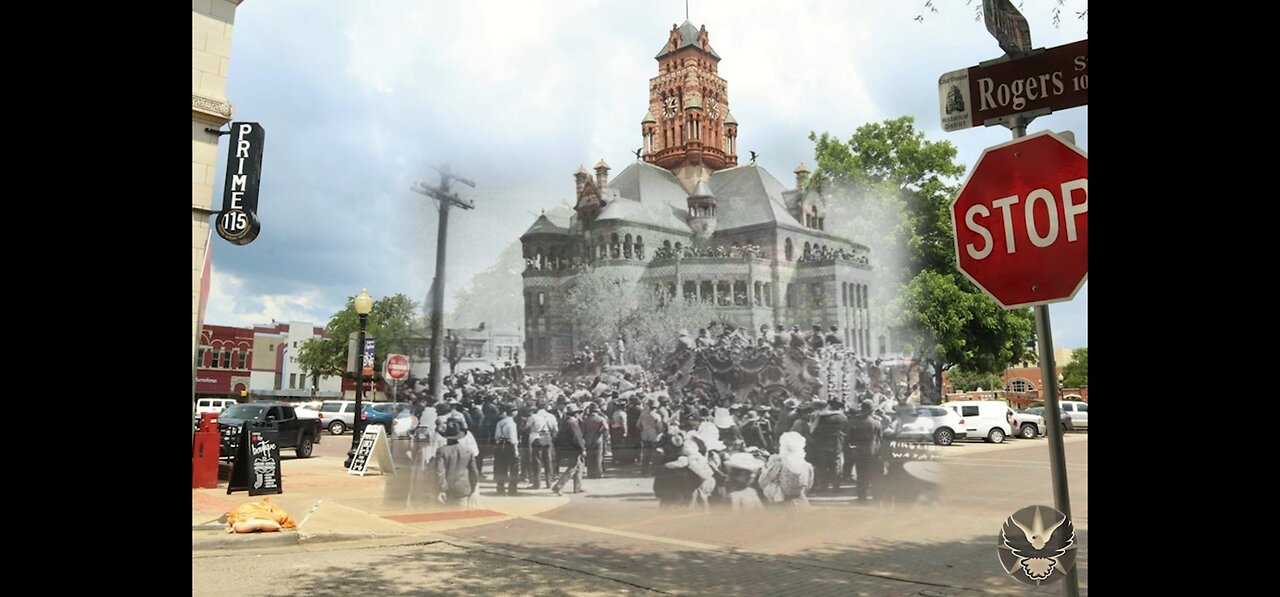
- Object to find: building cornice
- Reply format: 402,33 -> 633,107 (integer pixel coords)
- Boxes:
192,93 -> 233,125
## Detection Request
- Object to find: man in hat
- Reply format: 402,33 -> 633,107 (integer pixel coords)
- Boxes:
740,409 -> 773,453
581,402 -> 610,478
492,403 -> 521,495
551,403 -> 586,495
626,394 -> 644,466
809,325 -> 827,351
776,398 -> 801,445
809,399 -> 847,493
773,324 -> 790,349
755,405 -> 775,444
434,418 -> 480,507
609,396 -> 631,466
524,401 -> 559,489
847,400 -> 883,501
638,398 -> 666,476
825,325 -> 842,346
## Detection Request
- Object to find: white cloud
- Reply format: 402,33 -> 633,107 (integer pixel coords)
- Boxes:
205,265 -> 328,327
219,0 -> 1087,344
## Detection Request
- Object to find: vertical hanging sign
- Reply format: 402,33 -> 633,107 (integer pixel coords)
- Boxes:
216,122 -> 265,245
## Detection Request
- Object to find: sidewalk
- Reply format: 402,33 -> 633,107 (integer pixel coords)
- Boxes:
192,448 -> 570,552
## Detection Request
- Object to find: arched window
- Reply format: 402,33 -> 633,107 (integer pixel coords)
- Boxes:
636,236 -> 645,259
1007,379 -> 1038,393
675,242 -> 684,256
624,234 -> 633,259
663,240 -> 672,252
785,238 -> 794,261
610,233 -> 621,258
803,242 -> 811,259
598,240 -> 606,260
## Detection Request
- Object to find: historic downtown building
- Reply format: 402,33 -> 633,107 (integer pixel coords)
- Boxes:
521,21 -> 879,368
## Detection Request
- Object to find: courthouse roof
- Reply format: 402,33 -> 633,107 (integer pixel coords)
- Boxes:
707,164 -> 806,232
655,20 -> 721,61
521,213 -> 571,238
596,162 -> 692,233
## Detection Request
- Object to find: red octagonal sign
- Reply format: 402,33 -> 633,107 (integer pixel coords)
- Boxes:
951,130 -> 1088,309
385,354 -> 410,381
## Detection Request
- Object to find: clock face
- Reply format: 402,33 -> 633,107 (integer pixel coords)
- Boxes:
662,96 -> 679,118
708,97 -> 719,120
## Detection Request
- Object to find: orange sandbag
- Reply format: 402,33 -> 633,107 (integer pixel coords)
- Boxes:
226,497 -> 297,531
231,519 -> 282,533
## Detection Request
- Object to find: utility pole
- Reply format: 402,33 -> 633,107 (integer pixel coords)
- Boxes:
411,163 -> 476,404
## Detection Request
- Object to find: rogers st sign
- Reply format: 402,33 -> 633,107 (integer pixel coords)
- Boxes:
939,39 -> 1087,132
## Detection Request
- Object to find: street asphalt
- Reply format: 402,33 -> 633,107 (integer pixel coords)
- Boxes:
194,430 -> 1088,596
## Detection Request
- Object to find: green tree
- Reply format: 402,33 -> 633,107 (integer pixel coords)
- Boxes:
563,268 -> 720,371
1060,347 -> 1087,387
809,116 -> 1036,403
296,293 -> 419,383
947,368 -> 1005,392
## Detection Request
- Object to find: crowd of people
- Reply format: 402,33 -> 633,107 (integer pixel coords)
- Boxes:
798,245 -> 869,264
651,243 -> 767,261
389,329 -> 933,510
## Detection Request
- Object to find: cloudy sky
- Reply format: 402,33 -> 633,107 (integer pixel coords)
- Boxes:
205,0 -> 1089,349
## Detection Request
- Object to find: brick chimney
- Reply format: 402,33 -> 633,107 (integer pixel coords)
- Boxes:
574,165 -> 589,195
794,163 -> 810,193
594,159 -> 611,191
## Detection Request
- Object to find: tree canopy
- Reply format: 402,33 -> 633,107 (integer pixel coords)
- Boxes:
296,293 -> 419,383
809,116 -> 1035,402
562,268 -> 720,371
947,368 -> 1005,392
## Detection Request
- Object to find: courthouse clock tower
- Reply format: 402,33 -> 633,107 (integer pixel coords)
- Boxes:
641,21 -> 739,194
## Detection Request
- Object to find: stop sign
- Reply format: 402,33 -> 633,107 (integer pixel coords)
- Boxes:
951,130 -> 1088,309
384,354 -> 410,380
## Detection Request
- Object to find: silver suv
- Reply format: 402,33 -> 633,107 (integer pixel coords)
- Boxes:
318,400 -> 359,435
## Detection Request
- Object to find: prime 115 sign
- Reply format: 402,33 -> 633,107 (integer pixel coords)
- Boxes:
215,122 -> 265,245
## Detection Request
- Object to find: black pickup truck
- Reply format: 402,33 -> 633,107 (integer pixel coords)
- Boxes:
218,402 -> 321,458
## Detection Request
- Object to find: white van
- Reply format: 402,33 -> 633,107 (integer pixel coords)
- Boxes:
195,398 -> 237,415
942,400 -> 1014,443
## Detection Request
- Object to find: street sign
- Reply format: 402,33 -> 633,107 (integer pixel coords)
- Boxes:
216,122 -> 266,245
385,354 -> 410,381
939,39 -> 1088,132
983,0 -> 1032,56
951,131 -> 1088,309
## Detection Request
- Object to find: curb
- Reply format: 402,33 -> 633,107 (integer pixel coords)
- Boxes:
193,531 -> 299,552
192,531 -> 443,554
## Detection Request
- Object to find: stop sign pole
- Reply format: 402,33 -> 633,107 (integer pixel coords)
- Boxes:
1012,115 -> 1081,596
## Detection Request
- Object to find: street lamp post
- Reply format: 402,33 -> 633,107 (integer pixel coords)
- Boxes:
345,288 -> 374,467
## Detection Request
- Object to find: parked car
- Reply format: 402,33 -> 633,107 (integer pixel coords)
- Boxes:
1060,400 -> 1088,430
317,400 -> 359,435
942,400 -> 1013,443
1022,406 -> 1074,433
1009,407 -> 1046,439
888,405 -> 968,446
195,398 -> 237,416
361,402 -> 413,434
218,402 -> 322,458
